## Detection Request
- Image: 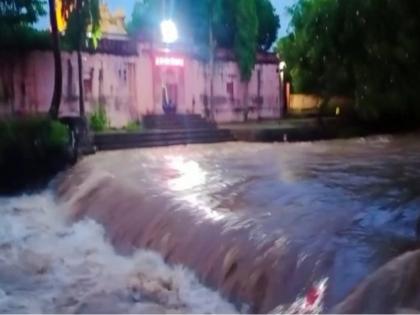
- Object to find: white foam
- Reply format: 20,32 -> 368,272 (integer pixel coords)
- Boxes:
0,191 -> 237,314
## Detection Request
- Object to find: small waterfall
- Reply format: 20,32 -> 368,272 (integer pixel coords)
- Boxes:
0,191 -> 236,313
54,154 -> 332,313
3,136 -> 420,313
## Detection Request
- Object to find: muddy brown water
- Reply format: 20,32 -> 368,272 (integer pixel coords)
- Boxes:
56,134 -> 420,313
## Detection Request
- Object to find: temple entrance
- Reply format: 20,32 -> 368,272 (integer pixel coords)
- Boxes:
145,55 -> 216,129
167,83 -> 178,106
153,55 -> 185,114
161,69 -> 178,114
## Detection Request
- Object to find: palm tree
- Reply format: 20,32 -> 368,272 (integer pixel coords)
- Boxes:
48,0 -> 100,119
65,0 -> 100,118
48,0 -> 62,119
233,0 -> 258,122
207,0 -> 222,122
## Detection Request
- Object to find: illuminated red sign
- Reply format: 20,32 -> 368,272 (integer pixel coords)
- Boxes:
155,56 -> 184,67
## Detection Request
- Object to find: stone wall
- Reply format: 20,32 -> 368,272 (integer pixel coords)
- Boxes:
289,94 -> 353,115
0,44 -> 282,126
0,50 -> 139,128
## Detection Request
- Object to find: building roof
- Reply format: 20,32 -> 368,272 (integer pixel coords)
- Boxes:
84,4 -> 138,56
99,4 -> 128,39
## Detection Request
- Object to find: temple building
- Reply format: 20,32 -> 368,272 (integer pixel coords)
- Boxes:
0,4 -> 282,127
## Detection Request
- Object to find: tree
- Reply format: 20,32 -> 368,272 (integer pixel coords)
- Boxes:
278,0 -> 420,125
63,0 -> 100,118
233,0 -> 258,121
207,0 -> 223,121
126,0 -> 158,41
0,0 -> 45,25
126,0 -> 279,53
48,0 -> 62,119
47,0 -> 100,119
126,0 -> 276,121
256,0 -> 280,51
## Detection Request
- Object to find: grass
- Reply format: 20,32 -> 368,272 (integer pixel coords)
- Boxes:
123,121 -> 142,132
89,107 -> 108,132
93,121 -> 143,133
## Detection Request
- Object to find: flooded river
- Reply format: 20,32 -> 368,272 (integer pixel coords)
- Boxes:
1,134 -> 420,313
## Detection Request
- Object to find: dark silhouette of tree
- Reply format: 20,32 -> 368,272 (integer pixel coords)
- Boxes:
64,0 -> 100,118
48,0 -> 100,119
278,0 -> 420,125
48,0 -> 62,119
0,0 -> 45,25
233,0 -> 258,121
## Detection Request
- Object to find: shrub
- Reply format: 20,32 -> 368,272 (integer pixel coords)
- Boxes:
124,121 -> 141,132
0,26 -> 52,51
0,117 -> 71,194
89,106 -> 108,132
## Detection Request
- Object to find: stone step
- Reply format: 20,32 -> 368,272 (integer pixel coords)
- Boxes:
142,114 -> 216,130
94,129 -> 234,151
95,129 -> 232,143
95,137 -> 233,151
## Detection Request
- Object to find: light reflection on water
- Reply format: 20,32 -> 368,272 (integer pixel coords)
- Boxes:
167,156 -> 226,222
167,157 -> 207,191
55,133 -> 420,312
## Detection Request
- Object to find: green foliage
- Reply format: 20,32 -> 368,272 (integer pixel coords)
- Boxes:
48,120 -> 70,146
0,25 -> 52,50
0,0 -> 46,26
63,0 -> 101,120
64,0 -> 101,50
0,0 -> 50,50
126,0 -> 158,40
0,117 -> 70,194
256,0 -> 280,51
0,22 -> 75,52
0,117 -> 69,151
278,0 -> 420,124
211,0 -> 235,49
234,0 -> 258,82
126,0 -> 279,52
89,106 -> 108,132
124,121 -> 141,132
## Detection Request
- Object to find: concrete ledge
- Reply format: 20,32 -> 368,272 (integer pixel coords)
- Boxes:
226,119 -> 372,143
230,127 -> 337,142
94,129 -> 234,151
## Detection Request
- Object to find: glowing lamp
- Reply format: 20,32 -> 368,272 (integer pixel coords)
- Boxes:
160,19 -> 179,44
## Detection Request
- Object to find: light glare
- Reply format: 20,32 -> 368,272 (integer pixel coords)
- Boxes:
155,56 -> 184,67
160,19 -> 179,44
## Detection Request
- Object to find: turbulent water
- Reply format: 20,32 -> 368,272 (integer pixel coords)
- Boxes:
0,193 -> 236,313
1,133 -> 420,313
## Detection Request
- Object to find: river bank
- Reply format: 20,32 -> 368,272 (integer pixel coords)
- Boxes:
92,117 -> 420,151
220,117 -> 419,143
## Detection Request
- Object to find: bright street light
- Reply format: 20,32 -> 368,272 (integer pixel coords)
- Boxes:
160,19 -> 178,44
